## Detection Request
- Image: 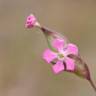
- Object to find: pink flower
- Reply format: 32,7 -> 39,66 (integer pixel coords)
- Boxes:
43,39 -> 78,74
25,14 -> 40,28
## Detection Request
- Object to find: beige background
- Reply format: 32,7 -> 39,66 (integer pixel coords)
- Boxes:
0,0 -> 96,96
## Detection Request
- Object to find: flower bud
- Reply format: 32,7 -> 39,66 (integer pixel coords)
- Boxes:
25,14 -> 40,28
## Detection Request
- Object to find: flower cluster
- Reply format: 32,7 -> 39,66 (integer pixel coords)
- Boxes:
25,14 -> 78,74
25,14 -> 96,91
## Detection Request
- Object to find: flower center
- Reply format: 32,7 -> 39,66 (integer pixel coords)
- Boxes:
57,53 -> 65,60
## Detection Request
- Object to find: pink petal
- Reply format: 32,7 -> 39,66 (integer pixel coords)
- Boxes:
52,39 -> 65,50
65,57 -> 75,71
52,60 -> 64,74
43,49 -> 57,63
25,14 -> 37,28
67,43 -> 78,55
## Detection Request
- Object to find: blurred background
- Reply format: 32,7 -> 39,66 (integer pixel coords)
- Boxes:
0,0 -> 96,96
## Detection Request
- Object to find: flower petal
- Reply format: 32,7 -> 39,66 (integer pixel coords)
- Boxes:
43,49 -> 57,63
52,60 -> 64,74
66,43 -> 78,55
65,57 -> 75,71
52,39 -> 65,50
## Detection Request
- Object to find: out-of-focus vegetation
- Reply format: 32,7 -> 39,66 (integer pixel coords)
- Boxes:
0,0 -> 96,96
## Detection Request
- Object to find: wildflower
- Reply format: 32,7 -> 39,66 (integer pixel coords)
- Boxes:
25,14 -> 40,28
43,38 -> 78,74
25,14 -> 96,91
